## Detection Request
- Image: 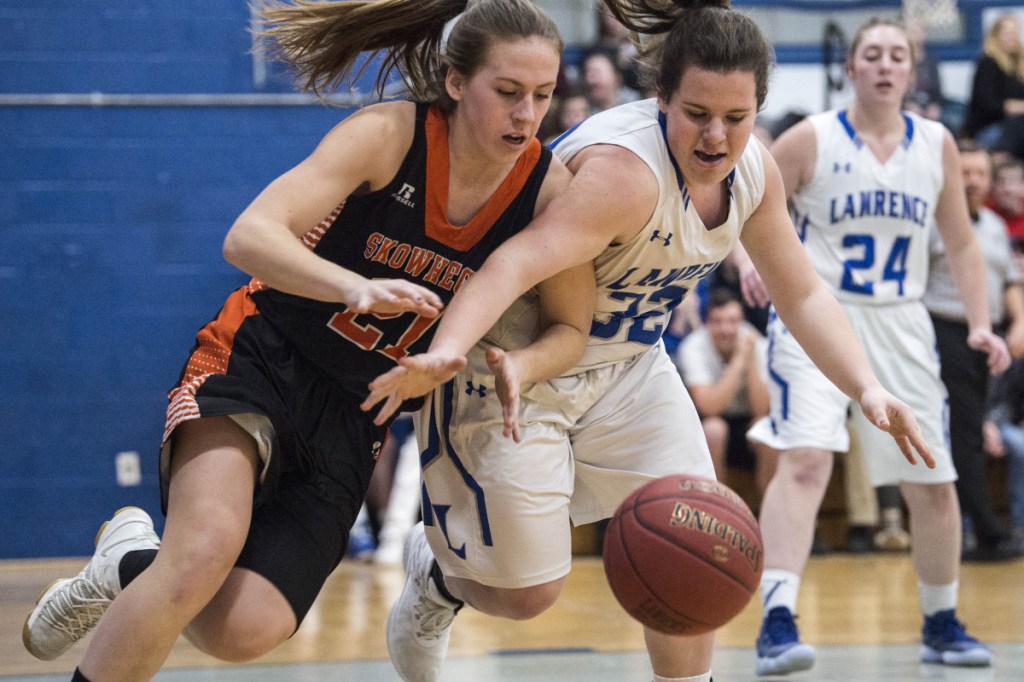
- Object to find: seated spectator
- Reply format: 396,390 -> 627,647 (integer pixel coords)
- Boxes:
961,15 -> 1024,158
989,158 -> 1024,242
984,358 -> 1024,546
581,47 -> 641,113
677,288 -> 777,505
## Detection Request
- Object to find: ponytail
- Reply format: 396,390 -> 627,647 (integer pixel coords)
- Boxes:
256,0 -> 468,100
257,0 -> 562,108
601,0 -> 771,107
601,0 -> 730,36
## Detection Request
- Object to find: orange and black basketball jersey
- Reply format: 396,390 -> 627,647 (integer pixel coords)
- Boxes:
252,102 -> 552,397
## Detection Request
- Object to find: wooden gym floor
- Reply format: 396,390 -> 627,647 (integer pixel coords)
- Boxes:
3,551 -> 1024,681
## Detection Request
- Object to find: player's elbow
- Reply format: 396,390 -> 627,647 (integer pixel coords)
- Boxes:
222,220 -> 256,272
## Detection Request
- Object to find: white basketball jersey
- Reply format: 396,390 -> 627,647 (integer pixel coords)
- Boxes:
551,98 -> 766,368
793,110 -> 945,304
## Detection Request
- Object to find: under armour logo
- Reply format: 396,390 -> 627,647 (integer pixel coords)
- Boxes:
833,162 -> 852,174
465,381 -> 487,398
650,230 -> 673,246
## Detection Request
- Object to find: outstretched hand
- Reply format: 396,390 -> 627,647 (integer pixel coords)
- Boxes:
361,352 -> 467,425
348,278 -> 444,317
967,329 -> 1011,376
859,384 -> 936,469
486,347 -> 524,443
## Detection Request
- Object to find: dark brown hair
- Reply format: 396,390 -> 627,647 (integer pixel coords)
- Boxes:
956,138 -> 985,156
255,0 -> 562,108
601,0 -> 773,107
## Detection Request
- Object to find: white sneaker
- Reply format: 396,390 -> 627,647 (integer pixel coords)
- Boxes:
22,506 -> 160,660
386,522 -> 460,682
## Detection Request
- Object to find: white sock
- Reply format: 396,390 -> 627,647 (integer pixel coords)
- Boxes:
918,580 -> 958,616
760,569 -> 801,613
653,673 -> 711,682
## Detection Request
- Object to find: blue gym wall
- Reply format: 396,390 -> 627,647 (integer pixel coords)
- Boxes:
1,1 -> 355,558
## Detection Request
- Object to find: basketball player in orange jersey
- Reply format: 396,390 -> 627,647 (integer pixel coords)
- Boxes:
364,3 -> 934,682
21,2 -> 595,680
742,18 -> 1009,675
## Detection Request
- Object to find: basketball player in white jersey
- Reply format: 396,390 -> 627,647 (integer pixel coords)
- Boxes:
365,4 -> 935,682
743,18 -> 1011,675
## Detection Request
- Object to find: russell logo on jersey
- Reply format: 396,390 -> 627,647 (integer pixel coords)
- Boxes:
391,182 -> 417,208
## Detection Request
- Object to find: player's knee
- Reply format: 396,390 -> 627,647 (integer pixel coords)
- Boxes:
501,583 -> 562,620
161,530 -> 245,608
904,481 -> 957,513
186,610 -> 291,662
782,448 -> 831,488
478,581 -> 564,620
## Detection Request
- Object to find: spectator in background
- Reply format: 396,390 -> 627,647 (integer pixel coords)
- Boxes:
905,21 -> 944,123
989,158 -> 1024,241
581,47 -> 641,113
555,91 -> 590,132
595,4 -> 643,93
961,15 -> 1024,159
984,356 -> 1024,546
542,88 -> 591,143
678,289 -> 777,505
925,139 -> 1024,562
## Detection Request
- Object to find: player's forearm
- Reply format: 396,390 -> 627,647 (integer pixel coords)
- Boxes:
506,322 -> 589,384
223,215 -> 365,302
428,258 -> 532,358
945,239 -> 994,333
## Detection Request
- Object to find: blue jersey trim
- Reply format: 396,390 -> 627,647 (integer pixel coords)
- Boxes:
837,109 -> 915,150
902,113 -> 915,149
438,380 -> 493,547
837,110 -> 862,149
766,311 -> 790,425
548,120 -> 584,150
658,110 -> 691,210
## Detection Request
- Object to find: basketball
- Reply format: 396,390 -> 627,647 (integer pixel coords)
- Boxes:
602,474 -> 764,636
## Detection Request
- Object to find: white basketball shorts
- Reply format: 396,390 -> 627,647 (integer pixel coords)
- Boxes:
417,342 -> 715,589
747,302 -> 953,486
